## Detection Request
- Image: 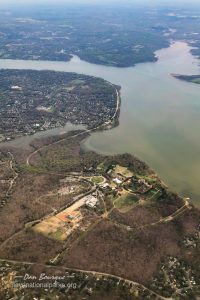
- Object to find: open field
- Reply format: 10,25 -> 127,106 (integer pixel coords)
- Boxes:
33,189 -> 95,241
114,192 -> 139,213
113,165 -> 133,178
34,207 -> 83,241
90,176 -> 105,185
34,208 -> 83,241
33,215 -> 75,241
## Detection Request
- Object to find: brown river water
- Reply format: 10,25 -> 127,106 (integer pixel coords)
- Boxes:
0,41 -> 200,203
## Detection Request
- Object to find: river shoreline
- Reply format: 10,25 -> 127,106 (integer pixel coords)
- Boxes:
0,86 -> 121,149
0,41 -> 200,203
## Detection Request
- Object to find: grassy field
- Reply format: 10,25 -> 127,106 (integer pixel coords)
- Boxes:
90,176 -> 104,185
33,216 -> 69,241
50,229 -> 65,241
114,165 -> 133,177
114,192 -> 139,212
138,175 -> 157,184
145,189 -> 163,202
19,164 -> 46,174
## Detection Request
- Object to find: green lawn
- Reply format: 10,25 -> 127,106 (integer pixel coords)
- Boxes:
19,164 -> 46,174
90,176 -> 104,184
49,229 -> 64,241
146,189 -> 162,201
115,193 -> 139,212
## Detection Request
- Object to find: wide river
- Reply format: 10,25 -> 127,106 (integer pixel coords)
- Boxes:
0,41 -> 200,203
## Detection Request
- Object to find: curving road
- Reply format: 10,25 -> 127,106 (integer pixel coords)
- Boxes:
0,258 -> 171,300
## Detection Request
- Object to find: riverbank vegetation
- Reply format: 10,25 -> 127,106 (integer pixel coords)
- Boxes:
173,74 -> 200,84
0,131 -> 199,299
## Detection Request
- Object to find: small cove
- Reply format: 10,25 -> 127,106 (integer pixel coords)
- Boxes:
0,41 -> 200,203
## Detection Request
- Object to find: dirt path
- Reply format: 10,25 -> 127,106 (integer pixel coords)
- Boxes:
138,198 -> 191,230
5,152 -> 18,197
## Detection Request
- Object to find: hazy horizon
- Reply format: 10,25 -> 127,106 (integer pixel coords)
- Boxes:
1,0 -> 200,7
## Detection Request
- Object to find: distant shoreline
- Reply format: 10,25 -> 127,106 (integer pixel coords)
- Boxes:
172,73 -> 200,84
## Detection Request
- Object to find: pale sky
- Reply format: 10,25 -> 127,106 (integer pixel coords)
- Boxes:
0,0 -> 200,7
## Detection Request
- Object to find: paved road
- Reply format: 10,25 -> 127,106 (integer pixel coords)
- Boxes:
0,258 -> 170,300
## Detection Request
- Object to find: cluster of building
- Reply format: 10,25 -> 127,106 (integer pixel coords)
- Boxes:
150,256 -> 198,298
99,164 -> 154,197
0,69 -> 117,140
85,194 -> 99,208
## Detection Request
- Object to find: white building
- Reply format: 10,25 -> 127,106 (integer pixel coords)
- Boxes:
11,85 -> 22,91
113,178 -> 122,185
85,195 -> 98,208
